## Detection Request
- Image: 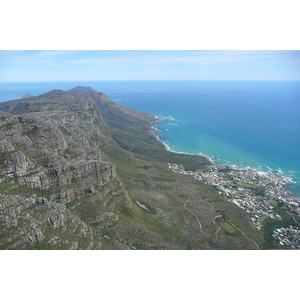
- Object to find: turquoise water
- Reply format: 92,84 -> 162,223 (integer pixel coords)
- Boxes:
0,80 -> 300,194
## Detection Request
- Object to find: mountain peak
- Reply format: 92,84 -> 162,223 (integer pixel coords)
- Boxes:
22,93 -> 34,99
68,86 -> 97,93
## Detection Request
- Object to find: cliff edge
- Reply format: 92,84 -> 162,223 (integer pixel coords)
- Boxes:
0,87 -> 265,250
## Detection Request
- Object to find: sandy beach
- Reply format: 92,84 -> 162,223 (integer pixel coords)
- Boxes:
150,119 -> 214,165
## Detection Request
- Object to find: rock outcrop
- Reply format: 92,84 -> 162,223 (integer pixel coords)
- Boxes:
22,94 -> 34,98
0,86 -> 265,250
0,87 -> 128,249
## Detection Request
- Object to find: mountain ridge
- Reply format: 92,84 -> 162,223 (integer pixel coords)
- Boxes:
0,87 -> 268,249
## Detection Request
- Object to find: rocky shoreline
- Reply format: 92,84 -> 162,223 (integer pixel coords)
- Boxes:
149,115 -> 300,247
1,86 -> 298,250
151,118 -> 298,202
168,162 -> 300,247
150,119 -> 214,165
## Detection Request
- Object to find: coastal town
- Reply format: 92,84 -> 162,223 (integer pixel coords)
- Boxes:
168,163 -> 300,248
272,226 -> 300,248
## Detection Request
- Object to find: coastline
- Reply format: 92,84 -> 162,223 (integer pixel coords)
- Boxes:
150,119 -> 214,165
150,118 -> 298,196
154,120 -> 300,235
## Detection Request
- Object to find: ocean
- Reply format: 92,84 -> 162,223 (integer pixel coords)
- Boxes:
0,80 -> 300,195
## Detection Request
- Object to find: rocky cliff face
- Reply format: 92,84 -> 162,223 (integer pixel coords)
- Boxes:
0,88 -> 128,249
0,87 -> 264,250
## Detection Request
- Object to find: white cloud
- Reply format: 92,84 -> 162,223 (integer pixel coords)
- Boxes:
1,50 -> 299,81
68,50 -> 300,68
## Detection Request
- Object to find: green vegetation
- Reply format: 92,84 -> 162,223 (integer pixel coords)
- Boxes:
1,88 -> 295,250
239,182 -> 266,196
61,148 -> 74,159
9,185 -> 55,198
119,205 -> 135,219
22,126 -> 38,136
97,97 -> 267,250
27,240 -> 57,250
261,205 -> 300,249
220,221 -> 237,235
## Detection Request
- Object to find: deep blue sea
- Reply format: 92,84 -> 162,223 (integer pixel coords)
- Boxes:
0,80 -> 300,195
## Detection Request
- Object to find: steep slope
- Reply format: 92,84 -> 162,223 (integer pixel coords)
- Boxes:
94,93 -> 265,250
0,89 -> 128,249
0,87 -> 266,250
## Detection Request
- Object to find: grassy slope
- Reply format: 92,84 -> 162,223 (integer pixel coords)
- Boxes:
96,97 -> 266,249
0,90 -> 278,249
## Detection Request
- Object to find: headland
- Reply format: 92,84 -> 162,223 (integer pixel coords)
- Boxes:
0,87 -> 299,250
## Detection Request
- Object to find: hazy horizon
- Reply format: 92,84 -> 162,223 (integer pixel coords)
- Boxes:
2,79 -> 300,83
1,50 -> 300,82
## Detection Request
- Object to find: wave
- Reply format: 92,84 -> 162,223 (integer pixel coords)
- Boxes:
155,114 -> 175,121
154,135 -> 215,164
153,123 -> 300,191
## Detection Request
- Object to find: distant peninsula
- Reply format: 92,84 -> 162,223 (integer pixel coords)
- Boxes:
22,93 -> 34,98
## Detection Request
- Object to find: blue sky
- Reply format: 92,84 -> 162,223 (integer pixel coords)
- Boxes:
0,50 -> 300,81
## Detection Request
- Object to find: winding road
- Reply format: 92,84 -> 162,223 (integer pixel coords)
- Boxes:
183,194 -> 223,237
183,192 -> 260,249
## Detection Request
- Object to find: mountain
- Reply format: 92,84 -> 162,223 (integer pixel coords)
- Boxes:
0,87 -> 265,249
22,94 -> 34,98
